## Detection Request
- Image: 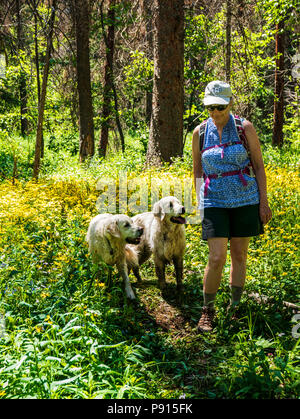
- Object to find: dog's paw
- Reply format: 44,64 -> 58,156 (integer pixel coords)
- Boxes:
125,286 -> 136,300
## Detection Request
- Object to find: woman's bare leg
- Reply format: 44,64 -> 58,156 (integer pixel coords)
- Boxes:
203,237 -> 228,295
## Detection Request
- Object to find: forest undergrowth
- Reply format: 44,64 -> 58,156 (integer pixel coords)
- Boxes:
0,132 -> 299,399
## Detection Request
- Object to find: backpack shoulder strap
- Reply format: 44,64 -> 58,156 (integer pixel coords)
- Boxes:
234,115 -> 255,172
199,119 -> 208,152
234,115 -> 248,152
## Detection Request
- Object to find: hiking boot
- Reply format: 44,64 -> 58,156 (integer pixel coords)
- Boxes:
226,304 -> 242,321
197,306 -> 215,333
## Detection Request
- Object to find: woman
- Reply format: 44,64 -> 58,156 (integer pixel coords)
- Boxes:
192,80 -> 272,333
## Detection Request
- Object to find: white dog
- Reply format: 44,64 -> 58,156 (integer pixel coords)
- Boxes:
126,196 -> 186,292
86,214 -> 143,300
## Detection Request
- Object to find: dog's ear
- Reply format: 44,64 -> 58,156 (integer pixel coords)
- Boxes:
106,221 -> 121,238
153,201 -> 165,221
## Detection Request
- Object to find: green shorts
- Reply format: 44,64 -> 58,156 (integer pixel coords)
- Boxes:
202,204 -> 264,240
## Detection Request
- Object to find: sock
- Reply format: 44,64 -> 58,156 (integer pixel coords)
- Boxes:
230,285 -> 244,306
203,292 -> 217,309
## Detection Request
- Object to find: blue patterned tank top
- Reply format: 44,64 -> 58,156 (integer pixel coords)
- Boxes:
200,114 -> 260,208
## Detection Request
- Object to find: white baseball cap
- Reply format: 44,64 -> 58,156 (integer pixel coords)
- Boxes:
203,80 -> 232,106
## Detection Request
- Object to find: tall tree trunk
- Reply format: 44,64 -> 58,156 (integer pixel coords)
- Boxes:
272,20 -> 285,147
74,0 -> 95,162
146,0 -> 184,165
140,0 -> 153,125
99,0 -> 124,155
225,0 -> 231,83
33,2 -> 43,157
33,0 -> 56,180
99,0 -> 115,158
16,0 -> 28,136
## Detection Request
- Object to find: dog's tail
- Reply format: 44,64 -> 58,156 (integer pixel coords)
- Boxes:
125,245 -> 139,270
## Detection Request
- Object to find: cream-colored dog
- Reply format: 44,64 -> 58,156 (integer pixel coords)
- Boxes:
86,214 -> 143,300
126,196 -> 186,292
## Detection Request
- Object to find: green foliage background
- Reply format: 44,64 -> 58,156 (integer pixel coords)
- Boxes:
0,0 -> 299,400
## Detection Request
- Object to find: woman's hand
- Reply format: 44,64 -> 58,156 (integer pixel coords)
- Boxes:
259,200 -> 272,225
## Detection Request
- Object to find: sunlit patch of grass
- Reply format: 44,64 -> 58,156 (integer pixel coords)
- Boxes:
0,137 -> 299,398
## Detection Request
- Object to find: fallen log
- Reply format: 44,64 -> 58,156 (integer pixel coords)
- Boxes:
248,292 -> 299,312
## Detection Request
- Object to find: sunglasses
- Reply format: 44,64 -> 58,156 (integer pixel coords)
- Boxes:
206,104 -> 228,111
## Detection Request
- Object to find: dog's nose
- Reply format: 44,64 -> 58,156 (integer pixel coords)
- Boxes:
181,207 -> 185,214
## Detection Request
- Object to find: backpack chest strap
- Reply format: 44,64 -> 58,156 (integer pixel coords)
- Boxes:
199,115 -> 249,153
201,140 -> 243,159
